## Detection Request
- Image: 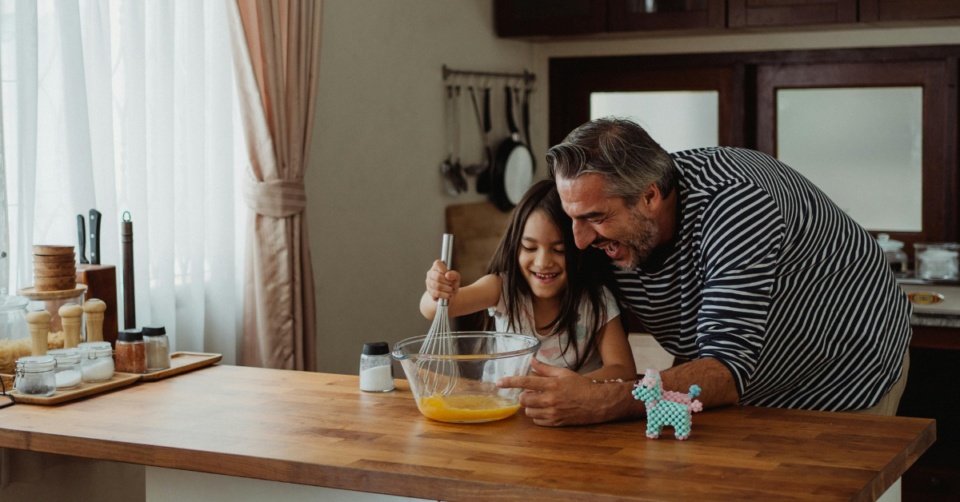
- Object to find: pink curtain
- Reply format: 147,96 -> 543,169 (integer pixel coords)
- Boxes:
226,0 -> 321,370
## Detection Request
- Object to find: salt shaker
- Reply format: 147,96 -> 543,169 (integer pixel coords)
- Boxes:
359,342 -> 394,393
25,310 -> 52,356
83,299 -> 107,342
59,303 -> 84,348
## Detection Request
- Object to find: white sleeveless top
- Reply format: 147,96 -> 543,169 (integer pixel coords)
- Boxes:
488,279 -> 620,375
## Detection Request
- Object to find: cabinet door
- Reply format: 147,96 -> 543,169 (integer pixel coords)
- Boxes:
861,0 -> 960,22
728,0 -> 857,28
608,0 -> 725,32
494,0 -> 607,37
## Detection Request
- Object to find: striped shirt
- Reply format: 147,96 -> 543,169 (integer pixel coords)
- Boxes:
617,147 -> 912,411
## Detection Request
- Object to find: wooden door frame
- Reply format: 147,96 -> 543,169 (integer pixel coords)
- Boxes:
757,61 -> 949,249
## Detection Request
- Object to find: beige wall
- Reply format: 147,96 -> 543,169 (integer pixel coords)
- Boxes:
308,1 -> 960,376
308,0 -> 532,375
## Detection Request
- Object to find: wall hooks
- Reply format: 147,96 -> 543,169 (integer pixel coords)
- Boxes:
442,64 -> 536,87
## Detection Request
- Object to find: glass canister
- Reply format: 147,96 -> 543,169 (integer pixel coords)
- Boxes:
359,342 -> 394,392
78,341 -> 114,382
141,327 -> 171,371
14,355 -> 57,397
115,329 -> 146,374
48,348 -> 82,390
876,234 -> 908,276
0,295 -> 30,374
914,243 -> 960,281
16,285 -> 87,350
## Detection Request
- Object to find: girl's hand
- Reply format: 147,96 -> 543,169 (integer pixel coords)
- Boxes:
426,260 -> 461,301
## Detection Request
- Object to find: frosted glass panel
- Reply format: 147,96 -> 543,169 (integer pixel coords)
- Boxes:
777,87 -> 922,232
590,91 -> 719,153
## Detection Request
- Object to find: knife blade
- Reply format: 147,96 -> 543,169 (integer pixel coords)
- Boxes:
77,214 -> 89,264
89,209 -> 102,265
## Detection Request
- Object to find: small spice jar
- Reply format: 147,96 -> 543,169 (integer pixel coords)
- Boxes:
359,342 -> 394,393
47,348 -> 82,390
142,326 -> 171,371
115,329 -> 146,374
14,355 -> 57,397
78,341 -> 114,382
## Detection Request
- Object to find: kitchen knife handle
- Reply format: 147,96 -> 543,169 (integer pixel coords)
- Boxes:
89,209 -> 102,265
77,215 -> 88,264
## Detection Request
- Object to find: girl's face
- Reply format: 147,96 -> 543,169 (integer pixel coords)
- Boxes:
518,209 -> 568,300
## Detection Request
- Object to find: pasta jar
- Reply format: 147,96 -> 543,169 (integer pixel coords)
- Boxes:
14,355 -> 57,397
115,329 -> 146,374
78,341 -> 114,382
47,348 -> 82,390
141,326 -> 171,371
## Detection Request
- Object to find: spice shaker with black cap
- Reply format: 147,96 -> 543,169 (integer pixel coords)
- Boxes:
115,329 -> 146,374
359,342 -> 394,392
142,326 -> 171,371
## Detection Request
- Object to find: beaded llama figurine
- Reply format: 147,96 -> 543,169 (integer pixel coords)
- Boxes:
632,368 -> 702,440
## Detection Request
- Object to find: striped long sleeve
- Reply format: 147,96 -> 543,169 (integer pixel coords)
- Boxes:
617,147 -> 912,411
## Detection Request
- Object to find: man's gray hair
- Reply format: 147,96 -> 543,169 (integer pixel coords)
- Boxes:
547,118 -> 677,206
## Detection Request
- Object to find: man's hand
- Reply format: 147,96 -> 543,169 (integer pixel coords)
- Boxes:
497,359 -> 642,427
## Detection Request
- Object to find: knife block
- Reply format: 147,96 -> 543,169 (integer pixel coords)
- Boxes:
76,264 -> 118,346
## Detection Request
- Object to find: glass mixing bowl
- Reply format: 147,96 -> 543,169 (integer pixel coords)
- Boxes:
392,332 -> 541,423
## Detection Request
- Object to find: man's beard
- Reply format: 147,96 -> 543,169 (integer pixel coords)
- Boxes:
615,207 -> 660,271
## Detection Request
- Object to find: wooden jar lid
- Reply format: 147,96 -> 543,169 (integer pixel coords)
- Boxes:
33,245 -> 74,256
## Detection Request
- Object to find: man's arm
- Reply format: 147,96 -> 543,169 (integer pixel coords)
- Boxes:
661,357 -> 739,408
497,357 -> 738,427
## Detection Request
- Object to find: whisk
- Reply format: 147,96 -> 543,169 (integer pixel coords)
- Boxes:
417,233 -> 459,397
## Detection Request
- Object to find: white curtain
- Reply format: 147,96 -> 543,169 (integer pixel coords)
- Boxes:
0,0 -> 245,364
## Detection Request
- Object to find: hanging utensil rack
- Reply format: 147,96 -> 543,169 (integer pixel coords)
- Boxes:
442,64 -> 536,86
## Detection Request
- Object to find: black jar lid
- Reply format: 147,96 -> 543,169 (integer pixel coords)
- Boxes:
362,342 -> 389,356
142,326 -> 166,337
118,329 -> 143,342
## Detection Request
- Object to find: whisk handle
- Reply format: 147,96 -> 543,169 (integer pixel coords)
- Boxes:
439,234 -> 454,307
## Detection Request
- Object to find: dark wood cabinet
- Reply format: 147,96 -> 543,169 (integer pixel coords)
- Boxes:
861,0 -> 960,22
494,0 -> 607,37
496,0 -> 960,37
607,0 -> 725,32
728,0 -> 856,28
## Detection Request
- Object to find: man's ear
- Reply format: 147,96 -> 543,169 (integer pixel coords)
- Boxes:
639,183 -> 662,211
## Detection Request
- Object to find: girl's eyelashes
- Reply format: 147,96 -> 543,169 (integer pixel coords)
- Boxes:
521,245 -> 535,252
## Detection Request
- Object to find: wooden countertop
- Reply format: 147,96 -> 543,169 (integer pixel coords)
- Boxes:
0,365 -> 934,502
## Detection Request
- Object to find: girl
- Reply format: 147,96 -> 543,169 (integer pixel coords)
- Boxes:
420,180 -> 636,381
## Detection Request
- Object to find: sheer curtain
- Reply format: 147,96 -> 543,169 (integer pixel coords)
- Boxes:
0,0 -> 245,364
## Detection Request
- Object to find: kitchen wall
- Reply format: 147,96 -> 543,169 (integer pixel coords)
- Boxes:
307,1 -> 960,375
308,0 -> 532,374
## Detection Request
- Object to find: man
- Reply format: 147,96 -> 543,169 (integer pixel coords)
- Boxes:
498,118 -> 911,426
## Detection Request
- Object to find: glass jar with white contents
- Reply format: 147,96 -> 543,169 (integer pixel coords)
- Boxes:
359,342 -> 394,392
47,348 -> 82,390
78,341 -> 114,382
14,355 -> 57,397
914,243 -> 960,281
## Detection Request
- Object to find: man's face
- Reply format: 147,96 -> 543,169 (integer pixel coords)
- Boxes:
557,173 -> 661,270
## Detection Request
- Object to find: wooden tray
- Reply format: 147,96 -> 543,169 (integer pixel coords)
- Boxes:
139,352 -> 221,382
0,372 -> 140,405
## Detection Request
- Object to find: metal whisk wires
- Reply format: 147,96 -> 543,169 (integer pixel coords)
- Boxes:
417,234 -> 459,397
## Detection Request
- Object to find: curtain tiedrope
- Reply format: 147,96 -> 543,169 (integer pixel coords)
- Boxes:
242,177 -> 307,219
227,0 -> 320,371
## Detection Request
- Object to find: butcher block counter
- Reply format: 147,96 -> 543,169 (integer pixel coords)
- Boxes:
0,365 -> 935,502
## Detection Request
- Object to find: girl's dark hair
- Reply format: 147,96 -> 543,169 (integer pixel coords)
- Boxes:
486,179 -> 619,372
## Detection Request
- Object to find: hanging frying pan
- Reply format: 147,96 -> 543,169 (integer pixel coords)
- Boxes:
490,86 -> 534,211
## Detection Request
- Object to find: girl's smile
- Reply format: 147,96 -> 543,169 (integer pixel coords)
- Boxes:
519,210 -> 568,299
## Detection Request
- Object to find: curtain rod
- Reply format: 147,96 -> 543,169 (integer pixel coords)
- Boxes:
442,64 -> 536,84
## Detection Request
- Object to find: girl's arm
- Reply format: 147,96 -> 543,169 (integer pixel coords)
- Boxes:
582,317 -> 638,382
420,270 -> 502,320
